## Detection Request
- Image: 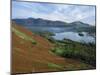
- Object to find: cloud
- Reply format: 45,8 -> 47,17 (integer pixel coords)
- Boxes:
12,1 -> 96,25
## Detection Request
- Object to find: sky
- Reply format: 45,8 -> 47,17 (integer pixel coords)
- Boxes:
12,1 -> 96,25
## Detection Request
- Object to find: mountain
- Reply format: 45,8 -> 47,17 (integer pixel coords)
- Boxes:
12,18 -> 95,33
12,18 -> 92,27
12,18 -> 68,27
68,21 -> 96,33
69,21 -> 90,27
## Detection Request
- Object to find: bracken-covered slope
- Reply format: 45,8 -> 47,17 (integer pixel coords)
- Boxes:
12,22 -> 94,74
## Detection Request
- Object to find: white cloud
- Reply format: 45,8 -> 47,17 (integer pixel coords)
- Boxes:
12,1 -> 96,25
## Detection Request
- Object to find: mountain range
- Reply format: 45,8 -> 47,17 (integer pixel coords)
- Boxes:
12,18 -> 95,33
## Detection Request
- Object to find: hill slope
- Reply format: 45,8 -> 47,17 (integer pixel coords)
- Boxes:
12,22 -> 94,74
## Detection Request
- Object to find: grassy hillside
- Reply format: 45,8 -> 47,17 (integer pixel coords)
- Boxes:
50,39 -> 96,66
12,22 -> 95,74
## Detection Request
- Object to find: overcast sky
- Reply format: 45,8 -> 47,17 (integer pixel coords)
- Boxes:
12,1 -> 96,25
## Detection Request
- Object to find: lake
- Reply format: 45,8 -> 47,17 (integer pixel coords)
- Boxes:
52,32 -> 95,43
25,26 -> 73,33
25,27 -> 95,43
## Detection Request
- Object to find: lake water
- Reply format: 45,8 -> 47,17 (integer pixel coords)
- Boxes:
52,32 -> 95,43
26,27 -> 70,33
26,27 -> 95,43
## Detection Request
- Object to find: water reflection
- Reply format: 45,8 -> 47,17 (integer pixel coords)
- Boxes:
52,32 -> 95,43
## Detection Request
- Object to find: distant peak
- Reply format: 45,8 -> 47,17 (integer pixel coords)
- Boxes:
71,21 -> 83,24
28,17 -> 34,19
70,21 -> 90,26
